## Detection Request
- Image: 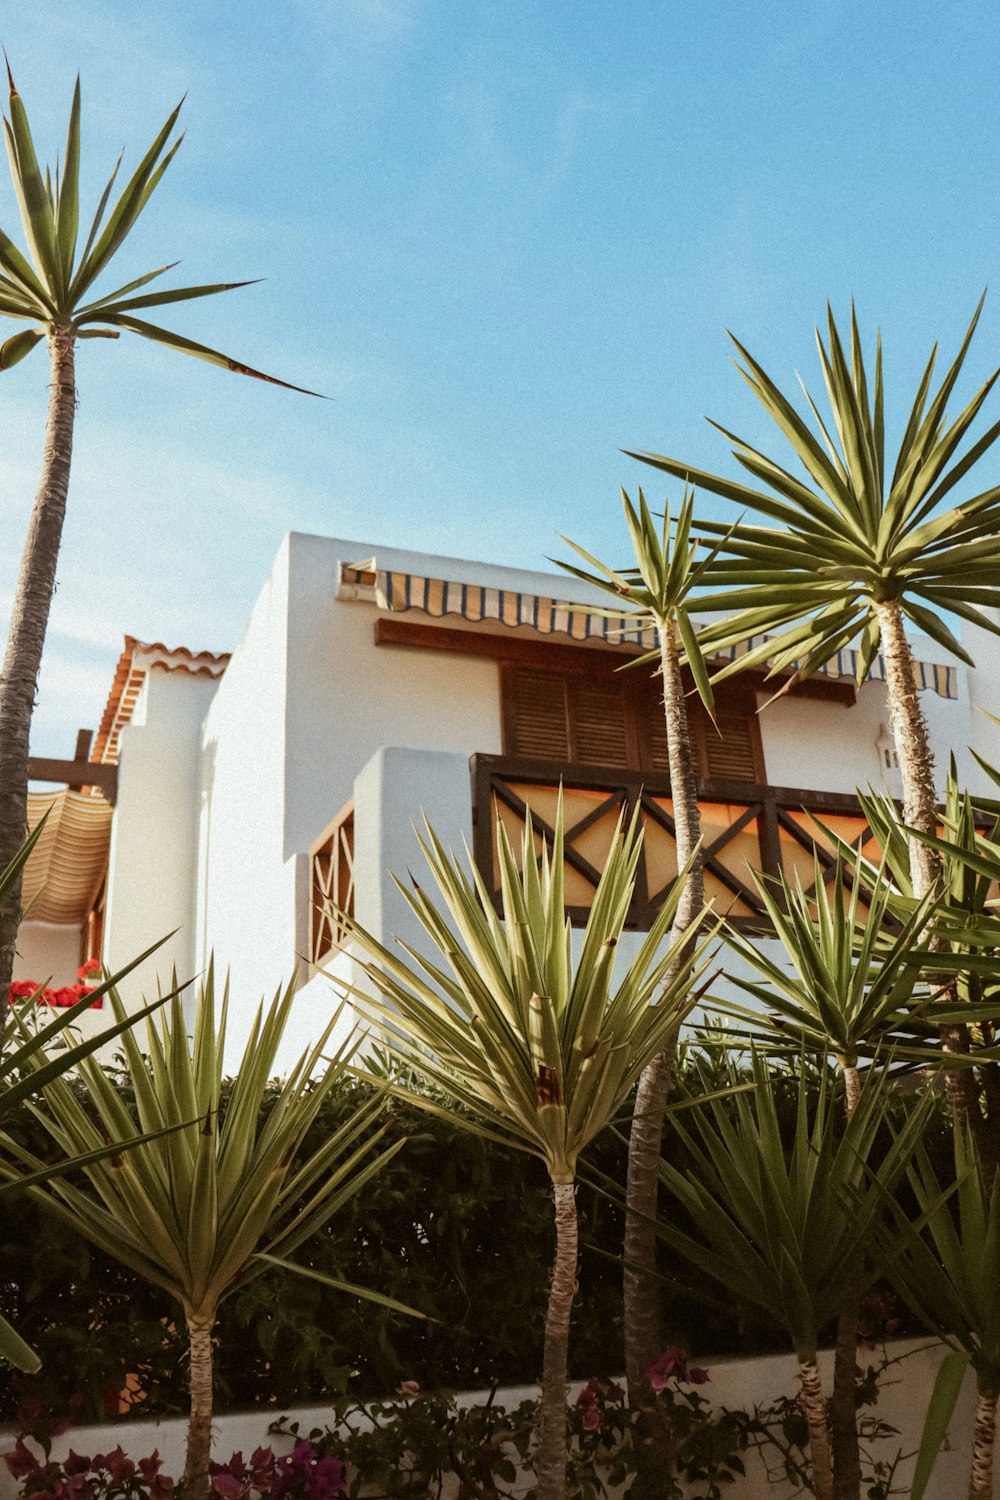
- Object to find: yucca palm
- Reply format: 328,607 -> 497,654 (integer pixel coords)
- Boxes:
718,860 -> 958,1498
557,487 -> 719,1406
340,804 -> 712,1500
653,1057 -> 932,1500
0,824 -> 191,1371
629,299 -> 1000,903
718,859 -> 945,1110
816,770 -> 1000,1163
881,1132 -> 1000,1500
0,67 -> 318,998
5,974 -> 407,1500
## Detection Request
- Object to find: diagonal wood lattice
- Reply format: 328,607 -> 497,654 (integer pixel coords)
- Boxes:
471,756 -> 889,931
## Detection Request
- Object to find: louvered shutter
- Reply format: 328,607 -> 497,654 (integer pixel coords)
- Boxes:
703,706 -> 759,781
572,679 -> 630,767
508,670 -> 570,760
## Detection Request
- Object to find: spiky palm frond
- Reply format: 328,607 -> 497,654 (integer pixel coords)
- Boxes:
715,859 -> 948,1067
653,1055 -> 932,1363
10,971 -> 406,1321
0,67 -> 319,393
556,485 -> 722,710
627,300 -> 1000,688
342,802 -> 714,1184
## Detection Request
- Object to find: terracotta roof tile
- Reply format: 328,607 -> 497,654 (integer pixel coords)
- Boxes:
92,636 -> 229,765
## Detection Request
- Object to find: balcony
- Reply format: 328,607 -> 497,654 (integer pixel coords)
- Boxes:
305,746 -> 899,983
470,754 -> 884,930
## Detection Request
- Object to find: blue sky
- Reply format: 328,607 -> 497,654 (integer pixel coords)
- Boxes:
2,0 -> 999,757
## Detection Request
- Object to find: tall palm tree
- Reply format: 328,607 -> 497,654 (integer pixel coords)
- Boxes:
340,803 -> 712,1500
718,861 -> 952,1498
0,67 -> 319,998
628,300 -> 1000,906
881,1131 -> 1000,1500
653,1056 -> 932,1500
557,489 -> 719,1471
0,827 -> 181,1371
6,973 -> 409,1500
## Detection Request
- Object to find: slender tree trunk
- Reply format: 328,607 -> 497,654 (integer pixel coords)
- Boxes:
623,621 -> 705,1496
830,1061 -> 862,1500
0,327 -> 77,1015
875,599 -> 941,897
798,1358 -> 834,1500
876,598 -> 983,1132
536,1181 -> 578,1500
182,1309 -> 216,1500
969,1386 -> 997,1500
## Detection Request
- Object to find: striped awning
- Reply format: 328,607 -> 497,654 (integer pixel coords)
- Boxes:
22,789 -> 112,924
341,563 -> 959,700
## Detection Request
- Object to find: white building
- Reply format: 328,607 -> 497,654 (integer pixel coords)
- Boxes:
16,531 -> 1000,1068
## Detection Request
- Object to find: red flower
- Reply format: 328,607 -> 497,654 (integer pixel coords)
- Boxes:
76,959 -> 101,979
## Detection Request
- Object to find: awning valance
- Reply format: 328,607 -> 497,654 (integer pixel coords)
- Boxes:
340,563 -> 959,699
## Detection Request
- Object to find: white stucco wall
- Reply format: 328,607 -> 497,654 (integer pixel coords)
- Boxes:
101,667 -> 220,1013
12,921 -> 81,988
0,1340 -> 978,1500
195,537 -> 295,1056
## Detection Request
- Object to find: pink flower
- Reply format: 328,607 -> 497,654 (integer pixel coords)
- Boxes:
5,1440 -> 40,1480
63,1452 -> 92,1477
645,1347 -> 690,1390
687,1366 -> 710,1385
211,1474 -> 246,1499
581,1404 -> 601,1431
397,1380 -> 420,1399
105,1447 -> 134,1483
138,1453 -> 164,1482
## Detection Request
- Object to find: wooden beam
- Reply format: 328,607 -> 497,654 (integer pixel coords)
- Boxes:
28,758 -> 117,805
375,616 -> 857,704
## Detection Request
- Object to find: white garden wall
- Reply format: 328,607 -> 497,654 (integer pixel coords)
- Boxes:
0,1341 -> 978,1500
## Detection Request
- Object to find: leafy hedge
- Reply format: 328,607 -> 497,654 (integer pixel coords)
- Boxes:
1,1063 -> 949,1427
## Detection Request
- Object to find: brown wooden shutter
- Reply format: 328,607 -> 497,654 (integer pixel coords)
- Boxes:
702,705 -> 760,781
507,670 -> 570,760
571,679 -> 630,767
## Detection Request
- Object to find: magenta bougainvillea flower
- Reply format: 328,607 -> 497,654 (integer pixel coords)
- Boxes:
645,1347 -> 710,1390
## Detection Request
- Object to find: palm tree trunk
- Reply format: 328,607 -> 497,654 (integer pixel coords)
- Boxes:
182,1309 -> 216,1500
537,1181 -> 577,1500
798,1358 -> 834,1500
831,1061 -> 862,1500
875,599 -> 941,898
623,621 -> 705,1495
876,598 -> 983,1134
969,1386 -> 997,1500
0,327 -> 77,1016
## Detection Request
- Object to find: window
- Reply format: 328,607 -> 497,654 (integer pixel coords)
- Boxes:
500,663 -> 764,783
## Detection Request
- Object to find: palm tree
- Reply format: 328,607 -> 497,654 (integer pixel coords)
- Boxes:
557,489 -> 719,1465
717,861 -> 950,1498
718,859 -> 943,1111
652,1056 -> 932,1500
627,300 -> 1000,906
0,66 -> 319,999
881,1131 -> 1000,1500
0,824 -> 192,1371
340,803 -> 712,1500
6,973 -> 409,1500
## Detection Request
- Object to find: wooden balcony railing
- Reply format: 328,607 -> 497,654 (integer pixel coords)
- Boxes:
470,755 -> 886,930
309,800 -> 355,965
